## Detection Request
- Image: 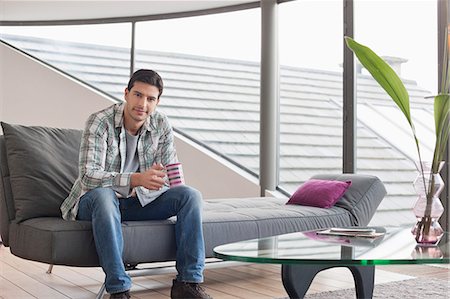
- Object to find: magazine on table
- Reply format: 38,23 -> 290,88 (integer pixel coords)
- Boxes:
316,227 -> 385,238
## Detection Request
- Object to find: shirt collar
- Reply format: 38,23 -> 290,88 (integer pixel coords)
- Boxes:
114,102 -> 155,133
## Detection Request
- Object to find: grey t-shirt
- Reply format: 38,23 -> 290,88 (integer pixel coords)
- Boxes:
123,130 -> 140,173
113,130 -> 140,197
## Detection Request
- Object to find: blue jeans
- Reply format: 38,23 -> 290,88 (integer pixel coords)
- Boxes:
77,185 -> 205,294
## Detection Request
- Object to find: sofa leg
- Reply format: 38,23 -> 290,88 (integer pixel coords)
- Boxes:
95,283 -> 106,299
46,264 -> 53,274
95,283 -> 105,299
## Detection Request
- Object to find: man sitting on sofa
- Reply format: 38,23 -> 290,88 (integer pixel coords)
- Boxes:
60,69 -> 212,299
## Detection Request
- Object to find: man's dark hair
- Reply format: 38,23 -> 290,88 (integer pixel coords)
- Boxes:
127,69 -> 164,98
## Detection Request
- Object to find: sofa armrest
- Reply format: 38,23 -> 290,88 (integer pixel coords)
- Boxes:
311,174 -> 387,226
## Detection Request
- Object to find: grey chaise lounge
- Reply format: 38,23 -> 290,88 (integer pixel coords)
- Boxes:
0,123 -> 386,297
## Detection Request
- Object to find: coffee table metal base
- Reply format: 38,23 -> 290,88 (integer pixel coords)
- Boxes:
281,264 -> 375,299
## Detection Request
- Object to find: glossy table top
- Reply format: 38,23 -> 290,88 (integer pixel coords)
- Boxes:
214,226 -> 450,266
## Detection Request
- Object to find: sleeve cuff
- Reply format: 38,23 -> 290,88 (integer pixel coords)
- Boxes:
113,172 -> 132,198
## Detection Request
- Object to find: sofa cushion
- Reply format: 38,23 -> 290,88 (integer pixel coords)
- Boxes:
1,122 -> 82,222
286,179 -> 352,208
9,197 -> 353,266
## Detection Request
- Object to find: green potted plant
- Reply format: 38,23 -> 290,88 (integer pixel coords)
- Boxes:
345,35 -> 450,245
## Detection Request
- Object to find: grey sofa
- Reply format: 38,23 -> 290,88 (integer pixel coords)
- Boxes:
0,123 -> 386,292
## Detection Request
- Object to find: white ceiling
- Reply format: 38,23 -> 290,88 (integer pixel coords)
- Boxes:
0,0 -> 258,23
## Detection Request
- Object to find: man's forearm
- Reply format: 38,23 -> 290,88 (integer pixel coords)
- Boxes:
130,173 -> 142,189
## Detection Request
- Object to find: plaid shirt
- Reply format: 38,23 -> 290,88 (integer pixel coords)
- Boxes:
60,103 -> 178,220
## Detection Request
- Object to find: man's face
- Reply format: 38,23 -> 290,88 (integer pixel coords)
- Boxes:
124,81 -> 160,124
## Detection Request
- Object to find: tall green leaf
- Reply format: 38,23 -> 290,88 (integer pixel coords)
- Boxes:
345,37 -> 412,126
434,94 -> 449,133
440,27 -> 450,94
345,36 -> 424,179
433,94 -> 450,173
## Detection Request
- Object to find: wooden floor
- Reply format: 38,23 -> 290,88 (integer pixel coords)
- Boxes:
0,244 -> 448,299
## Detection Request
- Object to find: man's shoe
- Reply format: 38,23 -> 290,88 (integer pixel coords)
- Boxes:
109,290 -> 130,299
171,279 -> 213,299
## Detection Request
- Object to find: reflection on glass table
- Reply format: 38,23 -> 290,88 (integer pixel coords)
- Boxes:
214,226 -> 450,298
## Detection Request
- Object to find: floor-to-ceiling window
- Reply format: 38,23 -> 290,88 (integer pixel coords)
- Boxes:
135,8 -> 261,175
279,0 -> 344,193
354,0 -> 437,226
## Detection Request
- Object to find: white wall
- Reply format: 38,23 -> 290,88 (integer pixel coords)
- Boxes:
0,42 -> 114,129
175,133 -> 260,198
0,42 -> 261,199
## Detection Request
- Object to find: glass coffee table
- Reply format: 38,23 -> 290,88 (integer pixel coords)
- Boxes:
213,226 -> 450,299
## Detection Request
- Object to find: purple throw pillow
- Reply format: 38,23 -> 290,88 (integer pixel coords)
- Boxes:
286,179 -> 352,208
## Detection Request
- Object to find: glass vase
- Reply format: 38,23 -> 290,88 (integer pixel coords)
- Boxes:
411,161 -> 445,246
